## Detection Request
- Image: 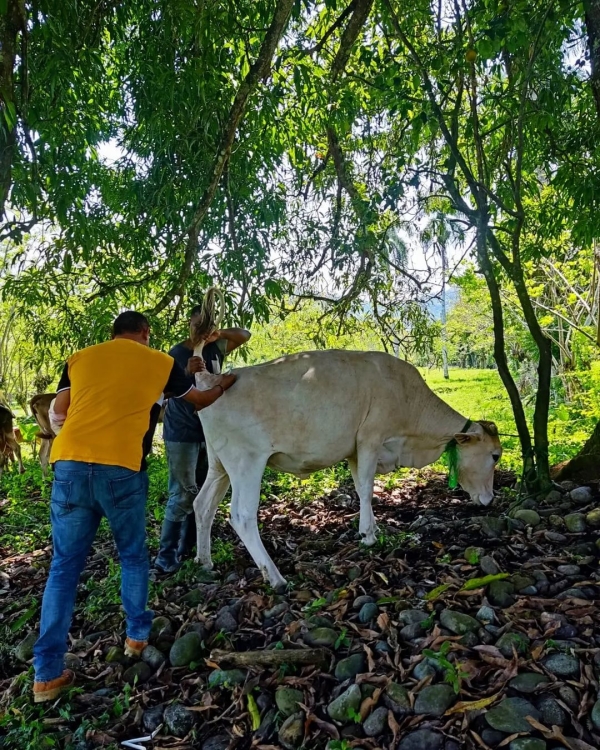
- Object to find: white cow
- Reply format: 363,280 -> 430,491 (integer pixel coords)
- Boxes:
193,350 -> 502,591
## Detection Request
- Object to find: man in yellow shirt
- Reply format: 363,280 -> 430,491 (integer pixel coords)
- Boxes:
32,311 -> 235,703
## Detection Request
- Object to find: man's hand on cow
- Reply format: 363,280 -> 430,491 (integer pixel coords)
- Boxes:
220,373 -> 237,391
185,356 -> 206,375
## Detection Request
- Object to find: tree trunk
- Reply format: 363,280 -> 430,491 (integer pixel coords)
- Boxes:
553,419 -> 600,483
584,0 -> 600,119
440,243 -> 449,380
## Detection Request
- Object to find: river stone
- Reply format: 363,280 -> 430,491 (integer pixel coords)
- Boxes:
327,684 -> 362,722
64,653 -> 82,671
400,623 -> 425,641
564,513 -> 586,533
304,627 -> 338,648
545,490 -> 563,505
414,684 -> 455,716
353,595 -> 375,609
509,740 -> 547,750
482,729 -> 506,746
479,517 -> 507,538
275,687 -> 304,718
485,697 -> 540,733
413,657 -> 441,681
278,712 -> 304,749
545,531 -> 568,543
586,508 -> 600,526
570,486 -> 592,504
383,682 -> 411,717
542,653 -> 580,679
169,632 -> 202,667
476,605 -> 496,623
304,615 -> 334,629
335,653 -> 366,681
358,602 -> 379,623
105,646 -> 127,664
142,704 -> 164,733
558,685 -> 579,710
509,673 -> 549,693
215,606 -> 238,633
142,645 -> 166,671
397,729 -> 444,750
14,631 -> 38,663
207,669 -> 246,689
123,661 -> 152,685
557,564 -> 581,576
150,616 -> 172,640
440,609 -> 479,635
592,699 -> 600,730
164,702 -> 195,738
347,565 -> 362,581
536,694 -> 568,727
480,555 -> 501,575
264,602 -> 288,620
398,609 -> 429,626
496,632 -> 530,658
362,706 -> 388,736
180,589 -> 203,606
512,574 -> 537,592
489,580 -> 515,608
514,509 -> 541,526
202,736 -> 230,750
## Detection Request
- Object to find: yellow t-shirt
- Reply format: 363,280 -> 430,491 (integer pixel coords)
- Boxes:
50,339 -> 178,471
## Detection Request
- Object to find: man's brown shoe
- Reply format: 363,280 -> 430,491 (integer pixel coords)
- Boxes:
33,669 -> 75,703
124,637 -> 148,658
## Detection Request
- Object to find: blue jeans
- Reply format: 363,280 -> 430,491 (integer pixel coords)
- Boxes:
33,461 -> 153,682
163,441 -> 204,522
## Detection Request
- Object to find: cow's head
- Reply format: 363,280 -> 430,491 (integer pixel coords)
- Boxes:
455,420 -> 502,506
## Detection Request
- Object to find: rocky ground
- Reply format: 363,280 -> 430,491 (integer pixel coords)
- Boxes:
2,470 -> 600,750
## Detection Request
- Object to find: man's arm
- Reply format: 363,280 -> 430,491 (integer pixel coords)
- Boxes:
208,327 -> 251,354
53,363 -> 71,419
182,373 -> 237,411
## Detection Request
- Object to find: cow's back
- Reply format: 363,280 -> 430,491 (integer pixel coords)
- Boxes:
199,350 -> 432,473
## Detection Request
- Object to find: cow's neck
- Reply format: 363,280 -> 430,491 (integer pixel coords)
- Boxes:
404,394 -> 469,468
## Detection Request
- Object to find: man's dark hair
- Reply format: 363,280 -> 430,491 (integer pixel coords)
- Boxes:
112,311 -> 150,337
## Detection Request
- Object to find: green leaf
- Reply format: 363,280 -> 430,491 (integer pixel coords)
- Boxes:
460,573 -> 509,591
11,599 -> 38,633
424,584 -> 452,601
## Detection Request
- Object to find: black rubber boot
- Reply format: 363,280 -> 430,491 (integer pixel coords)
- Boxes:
177,513 -> 197,560
154,519 -> 183,573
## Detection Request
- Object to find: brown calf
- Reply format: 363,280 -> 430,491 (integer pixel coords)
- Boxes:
0,404 -> 25,478
30,393 -> 57,477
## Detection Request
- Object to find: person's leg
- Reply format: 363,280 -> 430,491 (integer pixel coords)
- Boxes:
96,466 -> 154,645
34,462 -> 101,684
155,441 -> 200,572
178,442 -> 209,559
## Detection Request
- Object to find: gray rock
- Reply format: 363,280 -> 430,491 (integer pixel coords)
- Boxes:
169,632 -> 202,667
180,589 -> 203,606
335,653 -> 366,681
561,481 -> 577,491
304,615 -> 334,629
480,555 -> 501,575
347,566 -> 362,581
485,697 -> 540,733
557,564 -> 581,576
64,653 -> 82,671
509,673 -> 549,693
363,706 -> 388,736
496,632 -> 530,658
207,669 -> 246,689
413,657 -> 441,681
123,661 -> 152,685
558,685 -> 579,710
397,729 -> 444,750
383,682 -> 411,717
150,616 -> 172,640
142,704 -> 164,733
592,699 -> 600,730
514,509 -> 541,527
488,580 -> 516,608
545,531 -> 568,543
586,508 -> 600,526
557,588 -> 588,600
542,653 -> 580,679
398,609 -> 429,626
400,623 -> 425,641
414,684 -> 456,717
544,490 -> 563,505
215,606 -> 238,633
570,486 -> 592,504
479,517 -> 507,538
536,694 -> 568,727
511,574 -> 537,592
275,687 -> 304,718
476,605 -> 496,623
440,609 -> 479,635
460,631 -> 480,648
255,707 -> 277,742
564,513 -> 586,533
263,602 -> 288,620
358,602 -> 379,623
164,702 -> 195,738
202,736 -> 230,750
353,595 -> 375,609
142,645 -> 166,671
509,740 -> 547,750
327,684 -> 362,722
304,627 -> 338,648
482,729 -> 506,746
71,638 -> 93,651
278,713 -> 304,750
14,631 -> 37,663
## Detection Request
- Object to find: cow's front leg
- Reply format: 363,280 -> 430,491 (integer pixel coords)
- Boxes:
349,454 -> 379,546
193,464 -> 230,569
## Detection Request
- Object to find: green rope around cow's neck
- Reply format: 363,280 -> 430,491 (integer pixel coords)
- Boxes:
443,419 -> 472,489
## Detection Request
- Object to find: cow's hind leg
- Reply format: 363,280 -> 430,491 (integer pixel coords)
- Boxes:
193,454 -> 230,570
228,458 -> 287,592
7,436 -> 24,474
348,451 -> 379,547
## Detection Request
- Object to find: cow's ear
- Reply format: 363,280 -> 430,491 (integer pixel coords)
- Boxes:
455,432 -> 480,444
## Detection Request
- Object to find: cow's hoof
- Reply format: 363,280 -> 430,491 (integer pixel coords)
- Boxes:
360,533 -> 377,547
194,557 -> 214,571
